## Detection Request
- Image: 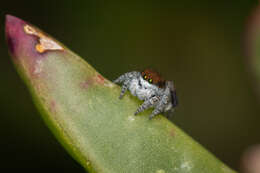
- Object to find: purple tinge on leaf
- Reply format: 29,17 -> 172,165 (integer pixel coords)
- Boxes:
5,15 -> 28,56
5,15 -> 65,78
5,15 -> 64,58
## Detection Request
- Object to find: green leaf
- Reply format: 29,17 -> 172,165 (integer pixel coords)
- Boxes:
5,15 -> 236,173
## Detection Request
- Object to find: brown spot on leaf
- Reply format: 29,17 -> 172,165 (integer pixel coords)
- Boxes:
80,75 -> 106,89
169,129 -> 175,137
50,100 -> 56,113
80,80 -> 92,89
24,25 -> 63,53
96,74 -> 105,84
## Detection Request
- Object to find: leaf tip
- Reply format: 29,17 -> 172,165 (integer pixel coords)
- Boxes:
5,15 -> 64,60
5,14 -> 26,56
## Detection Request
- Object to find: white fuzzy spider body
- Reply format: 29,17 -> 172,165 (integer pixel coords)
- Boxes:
113,69 -> 178,119
128,76 -> 159,100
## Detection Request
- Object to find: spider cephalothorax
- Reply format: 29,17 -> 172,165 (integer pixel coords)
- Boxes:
141,69 -> 166,88
113,69 -> 178,119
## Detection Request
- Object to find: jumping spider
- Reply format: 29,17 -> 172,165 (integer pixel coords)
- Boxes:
113,69 -> 178,119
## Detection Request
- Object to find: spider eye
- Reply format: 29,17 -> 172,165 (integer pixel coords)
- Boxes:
143,75 -> 148,80
148,78 -> 153,83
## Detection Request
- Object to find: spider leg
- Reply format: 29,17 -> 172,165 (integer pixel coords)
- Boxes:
114,71 -> 141,99
113,74 -> 125,84
134,96 -> 159,115
149,106 -> 164,120
149,87 -> 171,119
119,83 -> 128,99
113,71 -> 140,84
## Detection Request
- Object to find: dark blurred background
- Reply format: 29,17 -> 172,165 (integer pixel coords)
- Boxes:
0,0 -> 259,172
